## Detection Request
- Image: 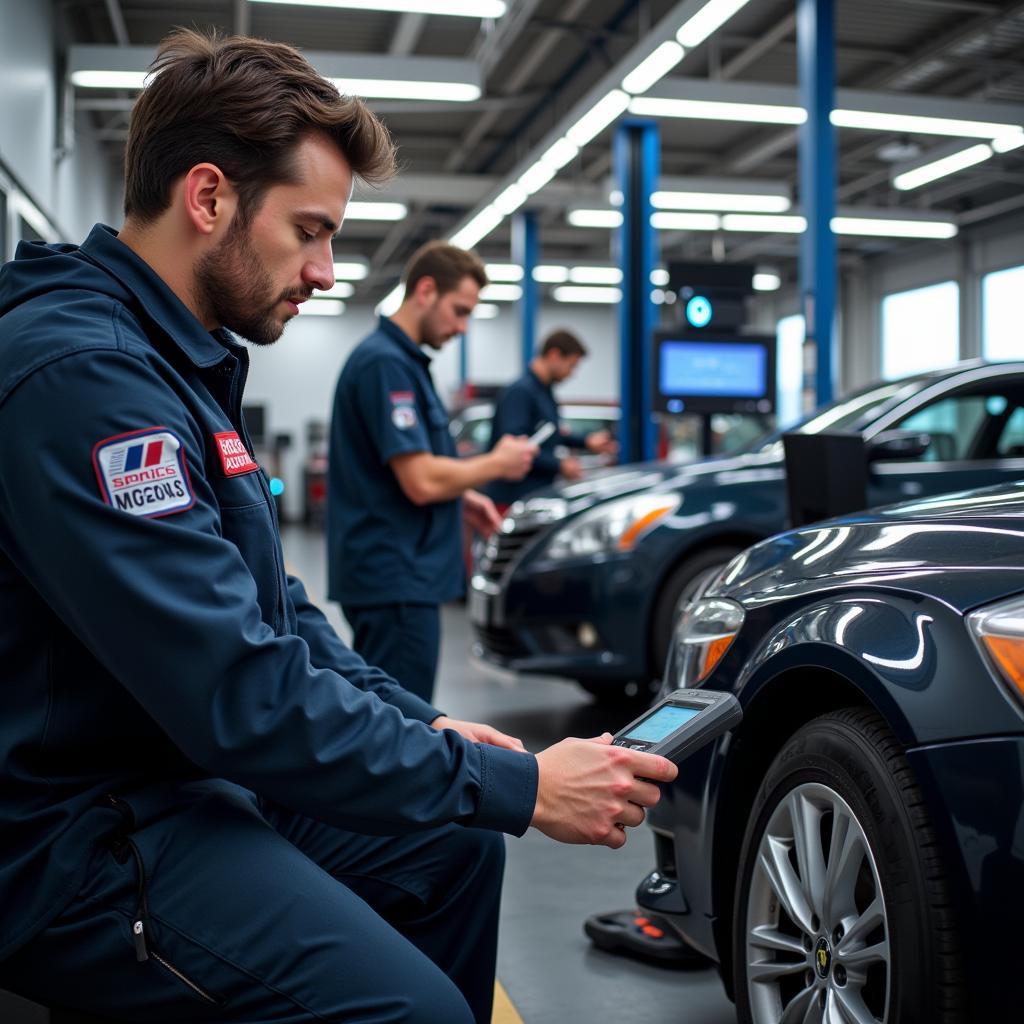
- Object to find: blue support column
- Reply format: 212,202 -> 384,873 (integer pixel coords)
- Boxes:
798,0 -> 837,406
459,328 -> 468,387
614,120 -> 659,464
512,210 -> 539,370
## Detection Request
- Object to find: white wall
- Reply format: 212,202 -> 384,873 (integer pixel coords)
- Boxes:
0,0 -> 117,246
243,302 -> 620,518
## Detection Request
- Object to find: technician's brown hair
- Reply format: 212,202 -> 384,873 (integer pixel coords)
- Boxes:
403,241 -> 488,299
541,329 -> 587,358
124,29 -> 396,223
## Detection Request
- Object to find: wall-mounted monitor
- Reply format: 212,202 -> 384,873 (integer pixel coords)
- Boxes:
653,332 -> 775,415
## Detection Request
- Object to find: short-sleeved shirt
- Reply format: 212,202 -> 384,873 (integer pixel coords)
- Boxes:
328,317 -> 463,607
485,369 -> 589,506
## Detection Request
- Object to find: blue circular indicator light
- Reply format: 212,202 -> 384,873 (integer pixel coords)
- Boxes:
269,477 -> 285,496
686,295 -> 713,328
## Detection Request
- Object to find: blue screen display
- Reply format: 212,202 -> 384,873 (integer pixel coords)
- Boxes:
659,341 -> 768,398
625,705 -> 701,743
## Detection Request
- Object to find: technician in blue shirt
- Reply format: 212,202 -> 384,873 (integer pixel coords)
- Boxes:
0,31 -> 675,1024
486,329 -> 618,509
329,243 -> 537,702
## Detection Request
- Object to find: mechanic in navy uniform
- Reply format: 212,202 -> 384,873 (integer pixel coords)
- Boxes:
0,31 -> 676,1024
328,242 -> 537,703
486,329 -> 619,510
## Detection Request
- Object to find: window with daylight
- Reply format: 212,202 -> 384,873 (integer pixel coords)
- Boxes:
983,265 -> 1024,362
881,281 -> 959,381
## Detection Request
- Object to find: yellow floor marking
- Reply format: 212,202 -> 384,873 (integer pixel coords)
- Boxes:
493,981 -> 525,1024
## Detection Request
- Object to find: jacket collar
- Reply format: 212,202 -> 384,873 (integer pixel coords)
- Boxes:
80,224 -> 233,369
378,315 -> 432,367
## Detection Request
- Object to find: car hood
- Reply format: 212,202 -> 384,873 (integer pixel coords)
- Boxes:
714,480 -> 1024,613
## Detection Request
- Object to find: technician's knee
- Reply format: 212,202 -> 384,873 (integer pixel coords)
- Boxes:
402,974 -> 476,1024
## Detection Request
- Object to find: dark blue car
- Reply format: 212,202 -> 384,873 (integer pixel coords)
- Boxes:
470,360 -> 1024,700
637,480 -> 1024,1022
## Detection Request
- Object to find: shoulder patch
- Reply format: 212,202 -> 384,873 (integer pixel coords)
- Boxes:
213,431 -> 259,477
93,428 -> 195,518
392,404 -> 418,430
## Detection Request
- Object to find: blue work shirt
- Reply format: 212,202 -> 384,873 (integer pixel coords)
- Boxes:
485,369 -> 588,506
328,318 -> 463,607
0,226 -> 536,959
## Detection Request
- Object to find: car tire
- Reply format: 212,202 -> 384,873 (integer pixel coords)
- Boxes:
732,708 -> 966,1024
651,546 -> 741,682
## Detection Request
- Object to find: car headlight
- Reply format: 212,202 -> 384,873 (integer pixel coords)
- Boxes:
968,594 -> 1024,707
544,493 -> 681,560
663,597 -> 745,691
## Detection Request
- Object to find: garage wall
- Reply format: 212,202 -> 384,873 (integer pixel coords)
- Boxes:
0,0 -> 118,247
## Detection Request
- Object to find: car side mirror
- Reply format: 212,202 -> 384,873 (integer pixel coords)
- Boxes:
867,430 -> 932,462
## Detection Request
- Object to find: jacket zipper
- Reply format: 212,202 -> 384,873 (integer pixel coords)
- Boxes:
105,796 -> 223,1007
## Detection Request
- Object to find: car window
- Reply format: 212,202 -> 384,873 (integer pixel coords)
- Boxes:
891,394 -> 996,461
996,404 -> 1024,457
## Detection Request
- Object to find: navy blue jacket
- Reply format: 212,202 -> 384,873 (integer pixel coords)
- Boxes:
485,369 -> 588,506
0,226 -> 537,959
327,318 -> 463,607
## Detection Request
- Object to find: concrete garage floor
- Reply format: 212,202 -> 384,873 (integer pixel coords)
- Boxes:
283,526 -> 738,1024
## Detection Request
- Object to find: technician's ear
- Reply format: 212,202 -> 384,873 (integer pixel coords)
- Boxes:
414,275 -> 440,306
181,163 -> 238,237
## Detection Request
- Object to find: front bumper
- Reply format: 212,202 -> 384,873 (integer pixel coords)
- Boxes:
468,553 -> 654,684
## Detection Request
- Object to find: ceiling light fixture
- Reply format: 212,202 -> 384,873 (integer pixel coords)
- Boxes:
473,303 -> 500,319
831,216 -> 957,239
480,284 -> 523,302
299,299 -> 346,316
568,267 -> 623,285
721,213 -> 808,233
485,263 -> 524,282
449,205 -> 503,250
553,286 -> 622,304
893,143 -> 993,191
313,282 -> 356,299
677,0 -> 753,49
651,211 -> 722,231
493,183 -> 527,216
566,90 -> 631,148
753,272 -> 781,291
653,190 -> 791,212
992,131 -> 1024,154
330,77 -> 480,101
831,108 -> 1021,139
332,260 -> 370,280
629,95 -> 806,125
533,266 -> 570,283
568,208 -> 624,228
345,201 -> 408,220
622,41 -> 685,95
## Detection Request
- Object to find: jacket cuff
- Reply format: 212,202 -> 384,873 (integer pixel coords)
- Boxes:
472,744 -> 538,836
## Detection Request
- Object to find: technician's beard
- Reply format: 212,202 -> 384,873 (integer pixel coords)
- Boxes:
194,219 -> 301,347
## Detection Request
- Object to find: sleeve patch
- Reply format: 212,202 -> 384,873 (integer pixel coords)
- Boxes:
391,405 -> 418,430
92,427 -> 195,518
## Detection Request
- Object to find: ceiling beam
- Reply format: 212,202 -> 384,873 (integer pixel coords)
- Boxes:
390,13 -> 427,56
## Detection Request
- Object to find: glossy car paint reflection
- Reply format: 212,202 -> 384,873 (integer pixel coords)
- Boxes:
644,482 -> 1024,1019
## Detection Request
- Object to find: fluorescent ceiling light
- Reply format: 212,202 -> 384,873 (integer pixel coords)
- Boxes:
541,138 -> 579,170
832,216 -> 957,239
346,201 -> 407,220
251,0 -> 507,17
493,183 -> 527,216
333,260 -> 369,280
377,284 -> 403,317
568,208 -> 624,228
553,286 -> 622,304
893,143 -> 992,191
831,108 -> 1022,139
70,70 -> 147,89
650,268 -> 670,286
993,131 -> 1024,154
485,263 -> 524,282
753,272 -> 781,291
622,41 -> 685,95
722,213 -> 807,233
566,90 -> 631,148
313,282 -> 355,299
677,0 -> 753,49
652,190 -> 791,212
629,95 -> 806,125
518,161 -> 558,196
569,266 -> 623,285
473,303 -> 500,319
299,299 -> 346,316
449,204 -> 503,249
651,288 -> 667,304
330,77 -> 479,101
533,265 -> 570,283
651,211 -> 722,231
480,284 -> 523,302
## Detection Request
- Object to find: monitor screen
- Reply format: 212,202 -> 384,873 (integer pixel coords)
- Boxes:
652,332 -> 775,415
624,704 -> 701,743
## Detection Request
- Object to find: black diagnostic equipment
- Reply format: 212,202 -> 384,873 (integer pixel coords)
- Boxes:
612,689 -> 742,762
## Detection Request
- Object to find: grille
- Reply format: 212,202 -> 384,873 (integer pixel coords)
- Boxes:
478,521 -> 545,583
472,623 -> 528,660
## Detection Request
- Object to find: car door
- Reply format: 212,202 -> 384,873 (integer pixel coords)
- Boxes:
867,380 -> 1024,506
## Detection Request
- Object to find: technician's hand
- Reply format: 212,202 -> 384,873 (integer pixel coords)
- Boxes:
431,715 -> 527,752
559,456 -> 584,481
492,434 -> 537,481
463,489 -> 502,536
531,733 -> 677,849
585,430 -> 619,456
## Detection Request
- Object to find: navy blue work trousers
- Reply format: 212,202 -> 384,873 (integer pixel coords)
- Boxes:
0,782 -> 504,1023
343,604 -> 440,704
